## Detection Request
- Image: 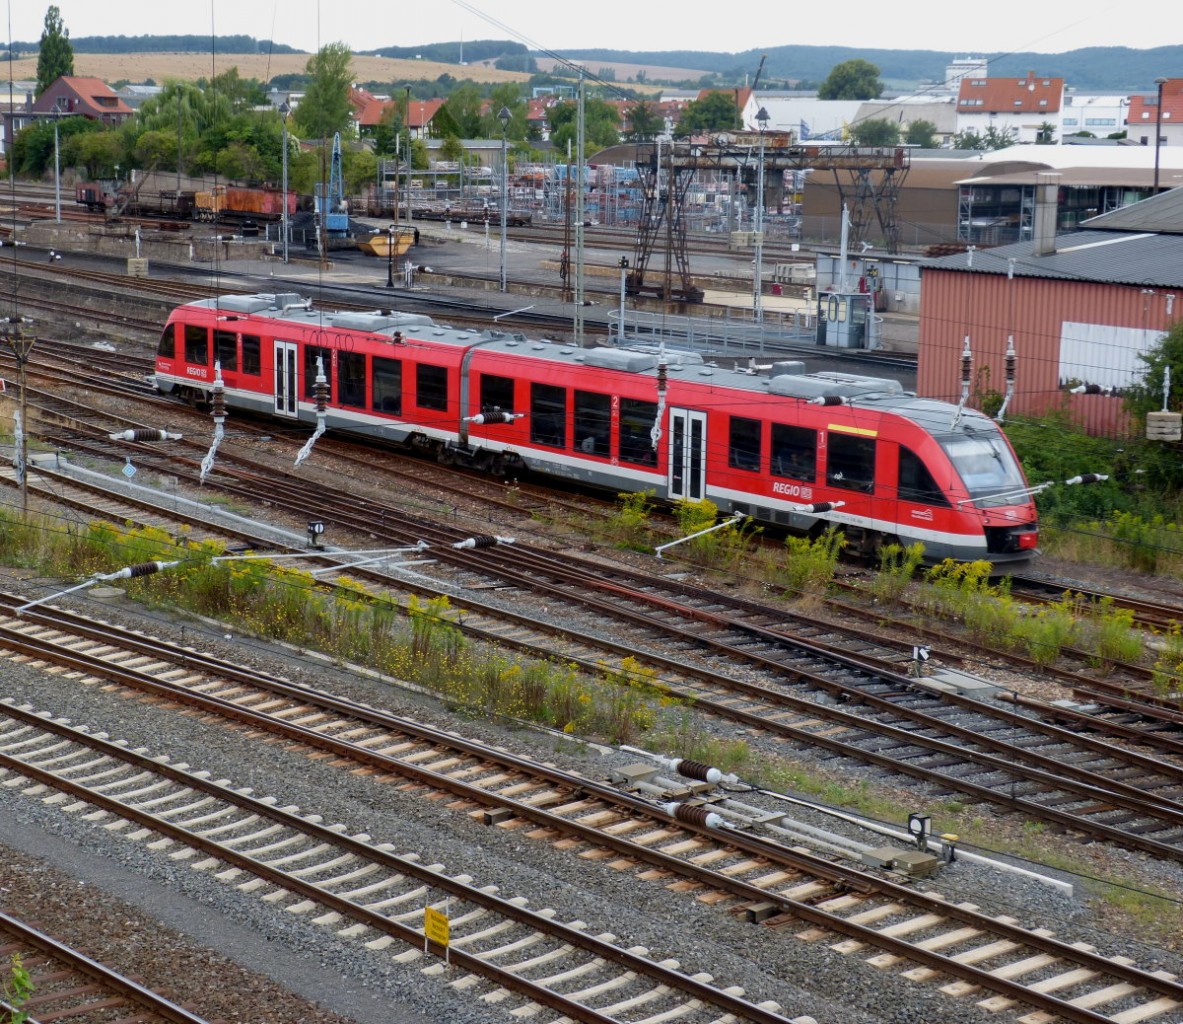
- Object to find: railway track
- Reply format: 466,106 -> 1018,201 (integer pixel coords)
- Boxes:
1,603 -> 1181,1023
0,910 -> 212,1024
13,337 -> 1183,870
11,423 -> 1183,871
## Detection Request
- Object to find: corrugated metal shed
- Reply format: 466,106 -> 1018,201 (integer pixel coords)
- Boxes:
923,227 -> 1183,287
1082,186 -> 1183,234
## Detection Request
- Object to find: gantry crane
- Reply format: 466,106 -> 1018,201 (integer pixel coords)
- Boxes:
625,135 -> 910,303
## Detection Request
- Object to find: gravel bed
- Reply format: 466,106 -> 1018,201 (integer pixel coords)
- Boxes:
1,574 -> 1181,1024
5,383 -> 1183,1022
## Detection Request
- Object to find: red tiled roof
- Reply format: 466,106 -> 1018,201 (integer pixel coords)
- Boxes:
350,87 -> 389,127
35,76 -> 133,118
1127,78 -> 1183,125
957,71 -> 1063,114
407,98 -> 446,129
697,86 -> 751,109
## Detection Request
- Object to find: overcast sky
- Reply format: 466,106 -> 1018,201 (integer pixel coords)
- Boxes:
7,0 -> 1166,57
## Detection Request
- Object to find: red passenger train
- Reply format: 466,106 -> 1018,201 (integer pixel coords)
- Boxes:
154,293 -> 1039,564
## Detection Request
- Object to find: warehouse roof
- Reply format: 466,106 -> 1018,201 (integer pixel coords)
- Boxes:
1082,186 -> 1183,234
923,227 -> 1183,288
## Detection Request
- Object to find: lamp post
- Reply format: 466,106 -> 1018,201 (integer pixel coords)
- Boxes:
53,119 -> 61,223
49,97 -> 70,223
753,106 -> 769,323
386,223 -> 396,288
498,105 -> 511,293
1154,77 -> 1168,194
279,99 -> 291,264
404,86 -> 413,227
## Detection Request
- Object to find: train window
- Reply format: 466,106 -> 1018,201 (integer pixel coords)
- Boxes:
574,390 -> 611,456
304,345 -> 333,401
480,374 -> 515,413
338,351 -> 366,409
826,433 -> 876,493
183,324 -> 208,365
214,330 -> 238,373
241,335 -> 261,376
619,398 -> 658,466
530,383 -> 566,448
898,447 -> 949,506
771,424 -> 816,480
372,356 -> 402,414
939,433 -> 1026,506
416,364 -> 449,411
729,417 -> 762,471
156,324 -> 176,359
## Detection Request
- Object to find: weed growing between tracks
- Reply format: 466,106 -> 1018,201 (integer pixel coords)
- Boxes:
1,952 -> 32,1024
2,516 -> 713,747
7,514 -> 1183,946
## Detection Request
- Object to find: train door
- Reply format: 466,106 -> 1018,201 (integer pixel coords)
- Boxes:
274,340 -> 298,417
668,408 -> 707,501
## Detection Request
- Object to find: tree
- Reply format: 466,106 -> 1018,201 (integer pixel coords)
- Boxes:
1035,121 -> 1057,144
10,114 -> 97,176
293,41 -> 353,140
199,67 -> 267,112
849,118 -> 899,146
69,128 -> 125,179
623,101 -> 664,142
673,91 -> 739,137
953,129 -> 986,150
482,82 -> 526,139
818,59 -> 882,100
905,119 -> 938,148
953,127 -> 1016,152
438,81 -> 483,138
36,6 -> 73,96
1126,321 -> 1183,424
983,124 -> 1018,150
372,104 -> 402,158
1123,321 -> 1183,489
548,98 -> 620,152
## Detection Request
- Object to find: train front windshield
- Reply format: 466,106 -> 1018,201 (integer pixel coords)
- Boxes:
940,432 -> 1028,508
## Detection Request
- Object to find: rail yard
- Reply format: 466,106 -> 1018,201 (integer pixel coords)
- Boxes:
0,186 -> 1182,1024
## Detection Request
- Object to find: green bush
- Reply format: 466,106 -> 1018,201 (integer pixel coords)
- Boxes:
871,542 -> 925,605
776,526 -> 845,597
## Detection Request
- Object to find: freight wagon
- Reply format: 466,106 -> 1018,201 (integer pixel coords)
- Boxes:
76,181 -> 296,224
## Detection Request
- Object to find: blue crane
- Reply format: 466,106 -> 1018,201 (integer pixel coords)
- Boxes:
314,132 -> 350,237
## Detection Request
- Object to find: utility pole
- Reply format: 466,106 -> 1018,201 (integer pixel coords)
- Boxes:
574,69 -> 586,347
1,319 -> 34,518
280,99 -> 291,264
753,107 -> 769,323
1154,77 -> 1168,194
498,106 -> 511,292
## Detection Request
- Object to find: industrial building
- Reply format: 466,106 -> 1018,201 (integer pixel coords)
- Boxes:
917,181 -> 1183,435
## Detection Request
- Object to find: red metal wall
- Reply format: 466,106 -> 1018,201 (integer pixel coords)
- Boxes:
918,269 -> 1178,436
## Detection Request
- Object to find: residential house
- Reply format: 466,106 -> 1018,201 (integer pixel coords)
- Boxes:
2,75 -> 133,161
35,76 -> 134,127
350,86 -> 390,138
1127,78 -> 1183,147
1060,92 -> 1128,140
955,71 -> 1064,144
853,99 -> 958,145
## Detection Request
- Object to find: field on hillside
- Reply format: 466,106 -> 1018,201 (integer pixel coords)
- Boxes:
3,52 -> 529,86
533,56 -> 703,84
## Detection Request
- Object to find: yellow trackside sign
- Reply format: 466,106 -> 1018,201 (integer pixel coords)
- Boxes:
424,906 -> 450,946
